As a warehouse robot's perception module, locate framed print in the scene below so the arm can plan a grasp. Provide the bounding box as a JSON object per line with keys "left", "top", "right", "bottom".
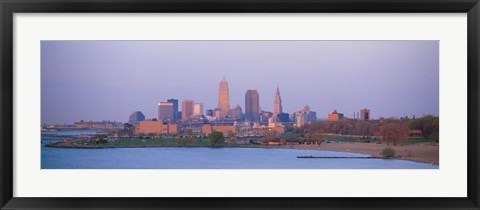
{"left": 1, "top": 0, "right": 479, "bottom": 209}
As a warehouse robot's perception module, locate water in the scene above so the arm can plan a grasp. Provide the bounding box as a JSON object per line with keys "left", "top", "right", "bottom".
{"left": 41, "top": 132, "right": 438, "bottom": 169}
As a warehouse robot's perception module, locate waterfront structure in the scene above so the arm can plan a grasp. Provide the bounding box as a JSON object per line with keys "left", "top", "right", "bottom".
{"left": 182, "top": 100, "right": 194, "bottom": 121}
{"left": 74, "top": 120, "right": 123, "bottom": 129}
{"left": 201, "top": 124, "right": 237, "bottom": 135}
{"left": 193, "top": 103, "right": 204, "bottom": 116}
{"left": 218, "top": 76, "right": 230, "bottom": 119}
{"left": 245, "top": 89, "right": 260, "bottom": 121}
{"left": 158, "top": 102, "right": 174, "bottom": 122}
{"left": 128, "top": 111, "right": 145, "bottom": 125}
{"left": 327, "top": 110, "right": 344, "bottom": 121}
{"left": 167, "top": 98, "right": 179, "bottom": 121}
{"left": 267, "top": 126, "right": 285, "bottom": 134}
{"left": 360, "top": 108, "right": 371, "bottom": 120}
{"left": 274, "top": 85, "right": 283, "bottom": 115}
{"left": 268, "top": 117, "right": 276, "bottom": 128}
{"left": 134, "top": 121, "right": 177, "bottom": 135}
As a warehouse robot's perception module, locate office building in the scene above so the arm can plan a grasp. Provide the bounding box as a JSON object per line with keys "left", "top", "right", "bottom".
{"left": 182, "top": 100, "right": 194, "bottom": 121}
{"left": 276, "top": 113, "right": 290, "bottom": 122}
{"left": 135, "top": 121, "right": 177, "bottom": 135}
{"left": 218, "top": 76, "right": 230, "bottom": 119}
{"left": 167, "top": 98, "right": 179, "bottom": 121}
{"left": 158, "top": 102, "right": 174, "bottom": 122}
{"left": 360, "top": 108, "right": 371, "bottom": 120}
{"left": 297, "top": 115, "right": 305, "bottom": 127}
{"left": 245, "top": 89, "right": 260, "bottom": 121}
{"left": 292, "top": 105, "right": 317, "bottom": 123}
{"left": 193, "top": 103, "right": 204, "bottom": 116}
{"left": 206, "top": 109, "right": 214, "bottom": 117}
{"left": 328, "top": 110, "right": 344, "bottom": 121}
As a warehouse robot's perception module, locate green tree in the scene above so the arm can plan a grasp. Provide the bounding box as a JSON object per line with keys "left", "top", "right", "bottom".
{"left": 183, "top": 129, "right": 196, "bottom": 146}
{"left": 381, "top": 147, "right": 396, "bottom": 158}
{"left": 208, "top": 131, "right": 224, "bottom": 147}
{"left": 95, "top": 134, "right": 108, "bottom": 144}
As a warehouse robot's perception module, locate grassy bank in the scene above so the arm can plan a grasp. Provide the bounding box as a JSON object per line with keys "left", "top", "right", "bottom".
{"left": 73, "top": 138, "right": 222, "bottom": 148}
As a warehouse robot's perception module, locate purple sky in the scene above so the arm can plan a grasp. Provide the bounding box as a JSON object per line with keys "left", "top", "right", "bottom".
{"left": 41, "top": 41, "right": 439, "bottom": 124}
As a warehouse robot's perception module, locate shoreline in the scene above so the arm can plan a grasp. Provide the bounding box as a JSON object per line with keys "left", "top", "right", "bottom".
{"left": 46, "top": 140, "right": 439, "bottom": 164}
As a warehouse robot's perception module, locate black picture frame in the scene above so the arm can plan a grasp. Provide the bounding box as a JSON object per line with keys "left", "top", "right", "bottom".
{"left": 1, "top": 0, "right": 479, "bottom": 209}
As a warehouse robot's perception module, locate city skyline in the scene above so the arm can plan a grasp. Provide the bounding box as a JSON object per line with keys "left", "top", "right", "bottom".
{"left": 41, "top": 41, "right": 439, "bottom": 124}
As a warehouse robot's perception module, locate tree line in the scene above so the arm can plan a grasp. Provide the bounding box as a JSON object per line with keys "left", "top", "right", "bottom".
{"left": 291, "top": 115, "right": 439, "bottom": 145}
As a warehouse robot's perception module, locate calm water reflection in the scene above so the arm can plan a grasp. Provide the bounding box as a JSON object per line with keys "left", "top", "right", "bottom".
{"left": 41, "top": 141, "right": 438, "bottom": 169}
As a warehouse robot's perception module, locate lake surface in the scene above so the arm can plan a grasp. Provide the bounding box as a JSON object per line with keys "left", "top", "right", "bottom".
{"left": 41, "top": 133, "right": 438, "bottom": 169}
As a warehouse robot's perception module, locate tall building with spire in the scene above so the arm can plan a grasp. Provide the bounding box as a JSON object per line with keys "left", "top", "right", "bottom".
{"left": 274, "top": 85, "right": 283, "bottom": 115}
{"left": 218, "top": 76, "right": 230, "bottom": 119}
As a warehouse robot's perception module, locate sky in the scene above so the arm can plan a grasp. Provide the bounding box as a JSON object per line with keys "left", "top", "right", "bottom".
{"left": 41, "top": 41, "right": 439, "bottom": 124}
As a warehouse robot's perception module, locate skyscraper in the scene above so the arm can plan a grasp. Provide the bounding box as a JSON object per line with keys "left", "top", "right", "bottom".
{"left": 218, "top": 76, "right": 230, "bottom": 119}
{"left": 274, "top": 85, "right": 283, "bottom": 115}
{"left": 193, "top": 103, "right": 204, "bottom": 116}
{"left": 167, "top": 98, "right": 178, "bottom": 121}
{"left": 182, "top": 100, "right": 194, "bottom": 121}
{"left": 245, "top": 90, "right": 260, "bottom": 121}
{"left": 158, "top": 102, "right": 174, "bottom": 122}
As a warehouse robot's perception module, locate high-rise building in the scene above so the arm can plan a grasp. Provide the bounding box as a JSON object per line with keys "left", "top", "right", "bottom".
{"left": 182, "top": 100, "right": 194, "bottom": 121}
{"left": 360, "top": 108, "right": 370, "bottom": 120}
{"left": 218, "top": 76, "right": 230, "bottom": 119}
{"left": 274, "top": 85, "right": 283, "bottom": 115}
{"left": 193, "top": 103, "right": 204, "bottom": 116}
{"left": 158, "top": 102, "right": 174, "bottom": 122}
{"left": 167, "top": 98, "right": 179, "bottom": 121}
{"left": 245, "top": 90, "right": 260, "bottom": 121}
{"left": 276, "top": 113, "right": 290, "bottom": 122}
{"left": 297, "top": 115, "right": 305, "bottom": 127}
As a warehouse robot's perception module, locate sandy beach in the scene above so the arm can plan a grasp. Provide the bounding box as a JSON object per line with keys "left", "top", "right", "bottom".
{"left": 275, "top": 142, "right": 439, "bottom": 164}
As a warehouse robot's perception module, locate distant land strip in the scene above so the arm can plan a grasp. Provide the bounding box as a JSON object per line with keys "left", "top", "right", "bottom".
{"left": 297, "top": 156, "right": 382, "bottom": 159}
